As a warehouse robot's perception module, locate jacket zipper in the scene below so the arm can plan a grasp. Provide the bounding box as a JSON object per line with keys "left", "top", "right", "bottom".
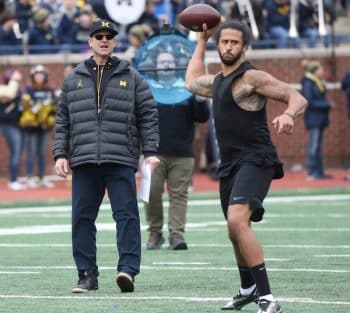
{"left": 96, "top": 65, "right": 104, "bottom": 163}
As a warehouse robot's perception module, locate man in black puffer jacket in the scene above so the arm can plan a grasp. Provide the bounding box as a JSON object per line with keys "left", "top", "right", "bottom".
{"left": 53, "top": 19, "right": 160, "bottom": 294}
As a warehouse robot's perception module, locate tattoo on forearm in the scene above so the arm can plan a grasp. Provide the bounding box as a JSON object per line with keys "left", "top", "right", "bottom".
{"left": 266, "top": 88, "right": 289, "bottom": 103}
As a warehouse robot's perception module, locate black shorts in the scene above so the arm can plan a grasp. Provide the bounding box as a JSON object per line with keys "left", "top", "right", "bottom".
{"left": 219, "top": 162, "right": 275, "bottom": 222}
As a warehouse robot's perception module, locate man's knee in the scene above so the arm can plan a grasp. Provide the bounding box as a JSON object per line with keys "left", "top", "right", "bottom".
{"left": 227, "top": 203, "right": 251, "bottom": 239}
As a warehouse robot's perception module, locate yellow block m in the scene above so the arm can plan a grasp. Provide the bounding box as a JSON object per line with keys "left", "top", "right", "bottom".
{"left": 119, "top": 81, "right": 127, "bottom": 87}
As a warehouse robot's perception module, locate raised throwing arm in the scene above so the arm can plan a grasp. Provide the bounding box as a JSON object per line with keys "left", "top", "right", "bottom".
{"left": 185, "top": 24, "right": 215, "bottom": 98}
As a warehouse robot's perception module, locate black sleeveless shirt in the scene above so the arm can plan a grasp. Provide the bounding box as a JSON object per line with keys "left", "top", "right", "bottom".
{"left": 213, "top": 61, "right": 283, "bottom": 179}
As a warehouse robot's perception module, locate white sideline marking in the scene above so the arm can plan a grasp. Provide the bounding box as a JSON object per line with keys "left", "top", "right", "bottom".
{"left": 1, "top": 243, "right": 350, "bottom": 249}
{"left": 267, "top": 213, "right": 350, "bottom": 218}
{"left": 0, "top": 271, "right": 40, "bottom": 274}
{"left": 0, "top": 295, "right": 349, "bottom": 306}
{"left": 0, "top": 194, "right": 349, "bottom": 215}
{"left": 256, "top": 227, "right": 350, "bottom": 232}
{"left": 265, "top": 244, "right": 350, "bottom": 249}
{"left": 1, "top": 224, "right": 350, "bottom": 235}
{"left": 0, "top": 265, "right": 348, "bottom": 273}
{"left": 152, "top": 262, "right": 210, "bottom": 265}
{"left": 314, "top": 254, "right": 350, "bottom": 258}
{"left": 5, "top": 212, "right": 350, "bottom": 219}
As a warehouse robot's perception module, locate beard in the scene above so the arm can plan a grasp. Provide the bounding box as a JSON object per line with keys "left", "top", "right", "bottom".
{"left": 218, "top": 50, "right": 243, "bottom": 66}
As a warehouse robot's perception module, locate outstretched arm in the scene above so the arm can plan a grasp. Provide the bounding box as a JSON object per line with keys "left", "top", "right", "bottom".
{"left": 246, "top": 70, "right": 308, "bottom": 135}
{"left": 185, "top": 24, "right": 215, "bottom": 98}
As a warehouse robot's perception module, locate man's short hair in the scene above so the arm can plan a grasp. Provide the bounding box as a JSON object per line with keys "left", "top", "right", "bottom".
{"left": 214, "top": 21, "right": 251, "bottom": 47}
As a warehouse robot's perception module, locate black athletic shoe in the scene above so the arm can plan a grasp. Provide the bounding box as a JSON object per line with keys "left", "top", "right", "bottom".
{"left": 146, "top": 233, "right": 165, "bottom": 250}
{"left": 257, "top": 299, "right": 282, "bottom": 313}
{"left": 222, "top": 288, "right": 258, "bottom": 310}
{"left": 116, "top": 272, "right": 134, "bottom": 292}
{"left": 168, "top": 238, "right": 188, "bottom": 250}
{"left": 72, "top": 270, "right": 98, "bottom": 293}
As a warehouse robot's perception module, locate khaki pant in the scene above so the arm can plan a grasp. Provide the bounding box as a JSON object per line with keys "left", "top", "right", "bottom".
{"left": 144, "top": 156, "right": 194, "bottom": 241}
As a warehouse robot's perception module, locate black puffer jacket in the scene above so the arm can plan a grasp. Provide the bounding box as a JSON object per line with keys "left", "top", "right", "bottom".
{"left": 53, "top": 57, "right": 159, "bottom": 169}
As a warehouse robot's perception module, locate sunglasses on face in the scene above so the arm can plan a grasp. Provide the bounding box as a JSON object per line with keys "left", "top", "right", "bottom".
{"left": 94, "top": 34, "right": 114, "bottom": 40}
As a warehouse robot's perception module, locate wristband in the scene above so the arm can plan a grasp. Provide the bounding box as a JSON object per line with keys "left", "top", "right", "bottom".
{"left": 283, "top": 112, "right": 295, "bottom": 120}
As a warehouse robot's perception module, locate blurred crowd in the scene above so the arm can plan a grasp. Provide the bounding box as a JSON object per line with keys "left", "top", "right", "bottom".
{"left": 1, "top": 58, "right": 350, "bottom": 190}
{"left": 0, "top": 64, "right": 73, "bottom": 190}
{"left": 1, "top": 0, "right": 350, "bottom": 190}
{"left": 0, "top": 0, "right": 350, "bottom": 55}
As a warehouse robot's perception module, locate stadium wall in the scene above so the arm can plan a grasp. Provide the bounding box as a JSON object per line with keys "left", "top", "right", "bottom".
{"left": 0, "top": 47, "right": 349, "bottom": 180}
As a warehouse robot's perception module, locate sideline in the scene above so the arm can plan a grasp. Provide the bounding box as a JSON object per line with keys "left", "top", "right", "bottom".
{"left": 0, "top": 294, "right": 349, "bottom": 306}
{"left": 0, "top": 194, "right": 349, "bottom": 215}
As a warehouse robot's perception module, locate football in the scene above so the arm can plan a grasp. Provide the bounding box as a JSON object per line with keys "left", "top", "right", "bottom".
{"left": 179, "top": 4, "right": 221, "bottom": 32}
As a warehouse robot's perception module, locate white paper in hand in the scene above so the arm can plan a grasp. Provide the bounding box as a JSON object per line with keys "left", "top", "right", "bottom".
{"left": 139, "top": 161, "right": 151, "bottom": 203}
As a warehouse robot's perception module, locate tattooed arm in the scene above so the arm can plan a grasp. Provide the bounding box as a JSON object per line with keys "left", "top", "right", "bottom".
{"left": 187, "top": 75, "right": 215, "bottom": 98}
{"left": 186, "top": 24, "right": 215, "bottom": 98}
{"left": 246, "top": 70, "right": 307, "bottom": 116}
{"left": 245, "top": 70, "right": 308, "bottom": 135}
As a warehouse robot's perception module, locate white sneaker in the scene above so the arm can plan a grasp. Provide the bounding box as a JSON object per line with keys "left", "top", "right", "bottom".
{"left": 8, "top": 181, "right": 27, "bottom": 191}
{"left": 40, "top": 178, "right": 55, "bottom": 188}
{"left": 27, "top": 177, "right": 41, "bottom": 188}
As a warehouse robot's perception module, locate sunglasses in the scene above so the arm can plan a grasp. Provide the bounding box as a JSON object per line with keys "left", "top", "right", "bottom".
{"left": 94, "top": 34, "right": 115, "bottom": 40}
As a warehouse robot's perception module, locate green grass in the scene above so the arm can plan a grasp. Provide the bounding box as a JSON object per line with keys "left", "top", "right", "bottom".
{"left": 0, "top": 191, "right": 349, "bottom": 312}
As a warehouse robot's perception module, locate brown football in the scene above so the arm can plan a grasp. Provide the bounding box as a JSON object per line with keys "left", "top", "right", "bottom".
{"left": 179, "top": 4, "right": 221, "bottom": 32}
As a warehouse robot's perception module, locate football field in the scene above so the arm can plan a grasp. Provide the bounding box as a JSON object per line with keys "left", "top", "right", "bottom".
{"left": 0, "top": 190, "right": 349, "bottom": 313}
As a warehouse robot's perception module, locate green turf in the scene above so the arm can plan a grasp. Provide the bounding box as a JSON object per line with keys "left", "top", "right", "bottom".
{"left": 0, "top": 191, "right": 349, "bottom": 312}
{"left": 0, "top": 186, "right": 349, "bottom": 208}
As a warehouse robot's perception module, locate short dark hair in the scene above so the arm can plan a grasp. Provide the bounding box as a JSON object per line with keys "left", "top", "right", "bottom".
{"left": 0, "top": 9, "right": 17, "bottom": 24}
{"left": 214, "top": 21, "right": 251, "bottom": 47}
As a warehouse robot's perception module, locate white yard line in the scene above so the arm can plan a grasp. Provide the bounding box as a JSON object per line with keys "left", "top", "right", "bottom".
{"left": 314, "top": 254, "right": 350, "bottom": 258}
{"left": 0, "top": 271, "right": 40, "bottom": 274}
{"left": 152, "top": 262, "right": 210, "bottom": 265}
{"left": 0, "top": 194, "right": 349, "bottom": 215}
{"left": 1, "top": 222, "right": 350, "bottom": 236}
{"left": 264, "top": 244, "right": 350, "bottom": 249}
{"left": 0, "top": 294, "right": 348, "bottom": 306}
{"left": 0, "top": 265, "right": 348, "bottom": 273}
{"left": 1, "top": 243, "right": 350, "bottom": 249}
{"left": 3, "top": 212, "right": 350, "bottom": 219}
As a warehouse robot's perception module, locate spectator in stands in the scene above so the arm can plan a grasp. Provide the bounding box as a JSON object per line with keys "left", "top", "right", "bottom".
{"left": 15, "top": 0, "right": 33, "bottom": 34}
{"left": 228, "top": 0, "right": 266, "bottom": 41}
{"left": 69, "top": 5, "right": 96, "bottom": 52}
{"left": 56, "top": 0, "right": 80, "bottom": 46}
{"left": 298, "top": 0, "right": 334, "bottom": 48}
{"left": 0, "top": 69, "right": 27, "bottom": 191}
{"left": 263, "top": 0, "right": 299, "bottom": 48}
{"left": 21, "top": 64, "right": 57, "bottom": 188}
{"left": 0, "top": 1, "right": 5, "bottom": 14}
{"left": 27, "top": 7, "right": 57, "bottom": 54}
{"left": 341, "top": 70, "right": 350, "bottom": 129}
{"left": 0, "top": 9, "right": 22, "bottom": 54}
{"left": 37, "top": 0, "right": 62, "bottom": 29}
{"left": 124, "top": 24, "right": 148, "bottom": 63}
{"left": 298, "top": 0, "right": 319, "bottom": 47}
{"left": 154, "top": 0, "right": 177, "bottom": 27}
{"left": 127, "top": 0, "right": 160, "bottom": 35}
{"left": 301, "top": 60, "right": 332, "bottom": 180}
{"left": 341, "top": 0, "right": 350, "bottom": 17}
{"left": 341, "top": 70, "right": 350, "bottom": 181}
